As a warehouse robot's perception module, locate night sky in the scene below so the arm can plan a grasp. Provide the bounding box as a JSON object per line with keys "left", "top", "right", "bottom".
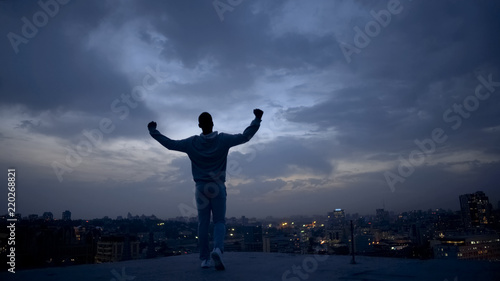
{"left": 1, "top": 0, "right": 500, "bottom": 220}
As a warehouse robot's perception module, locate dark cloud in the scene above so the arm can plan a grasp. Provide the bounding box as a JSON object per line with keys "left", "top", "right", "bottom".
{"left": 1, "top": 1, "right": 128, "bottom": 110}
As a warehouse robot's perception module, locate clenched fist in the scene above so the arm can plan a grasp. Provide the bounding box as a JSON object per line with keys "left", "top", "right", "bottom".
{"left": 254, "top": 109, "right": 263, "bottom": 120}
{"left": 148, "top": 121, "right": 157, "bottom": 130}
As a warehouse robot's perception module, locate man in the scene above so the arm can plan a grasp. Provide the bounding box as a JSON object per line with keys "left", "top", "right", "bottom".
{"left": 147, "top": 109, "right": 263, "bottom": 270}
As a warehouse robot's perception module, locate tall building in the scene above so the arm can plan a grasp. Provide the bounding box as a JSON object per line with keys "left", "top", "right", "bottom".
{"left": 327, "top": 209, "right": 346, "bottom": 242}
{"left": 327, "top": 209, "right": 346, "bottom": 229}
{"left": 42, "top": 211, "right": 53, "bottom": 221}
{"left": 459, "top": 191, "right": 493, "bottom": 228}
{"left": 243, "top": 225, "right": 263, "bottom": 252}
{"left": 375, "top": 209, "right": 390, "bottom": 226}
{"left": 62, "top": 210, "right": 71, "bottom": 221}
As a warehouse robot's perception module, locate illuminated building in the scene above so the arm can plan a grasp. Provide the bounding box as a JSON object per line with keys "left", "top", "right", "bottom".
{"left": 433, "top": 234, "right": 500, "bottom": 260}
{"left": 95, "top": 235, "right": 140, "bottom": 263}
{"left": 459, "top": 191, "right": 493, "bottom": 228}
{"left": 327, "top": 209, "right": 346, "bottom": 243}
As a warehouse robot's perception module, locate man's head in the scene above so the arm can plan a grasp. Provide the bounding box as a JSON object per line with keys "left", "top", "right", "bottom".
{"left": 198, "top": 112, "right": 213, "bottom": 133}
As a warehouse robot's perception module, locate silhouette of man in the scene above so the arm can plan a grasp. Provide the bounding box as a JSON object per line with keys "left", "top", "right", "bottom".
{"left": 148, "top": 109, "right": 263, "bottom": 270}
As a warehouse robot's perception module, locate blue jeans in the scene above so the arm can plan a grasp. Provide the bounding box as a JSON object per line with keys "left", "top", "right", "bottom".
{"left": 195, "top": 181, "right": 226, "bottom": 261}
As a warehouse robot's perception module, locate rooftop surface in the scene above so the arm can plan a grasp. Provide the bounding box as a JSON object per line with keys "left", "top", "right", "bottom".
{"left": 3, "top": 252, "right": 499, "bottom": 281}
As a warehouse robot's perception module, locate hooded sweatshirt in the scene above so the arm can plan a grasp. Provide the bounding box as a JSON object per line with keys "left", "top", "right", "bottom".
{"left": 149, "top": 118, "right": 261, "bottom": 183}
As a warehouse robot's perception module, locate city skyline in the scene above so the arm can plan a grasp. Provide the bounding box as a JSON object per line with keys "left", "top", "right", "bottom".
{"left": 1, "top": 1, "right": 500, "bottom": 220}
{"left": 12, "top": 190, "right": 495, "bottom": 221}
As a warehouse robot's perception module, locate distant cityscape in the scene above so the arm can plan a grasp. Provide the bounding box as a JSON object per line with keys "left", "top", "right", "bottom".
{"left": 1, "top": 190, "right": 499, "bottom": 271}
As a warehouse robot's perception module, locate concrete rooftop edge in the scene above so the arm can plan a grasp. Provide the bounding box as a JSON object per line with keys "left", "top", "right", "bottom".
{"left": 2, "top": 252, "right": 500, "bottom": 281}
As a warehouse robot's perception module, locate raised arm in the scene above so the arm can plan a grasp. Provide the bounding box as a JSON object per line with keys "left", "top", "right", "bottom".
{"left": 223, "top": 109, "right": 263, "bottom": 147}
{"left": 148, "top": 121, "right": 189, "bottom": 152}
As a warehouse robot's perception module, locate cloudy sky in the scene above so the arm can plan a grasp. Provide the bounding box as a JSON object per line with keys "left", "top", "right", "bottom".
{"left": 1, "top": 0, "right": 499, "bottom": 220}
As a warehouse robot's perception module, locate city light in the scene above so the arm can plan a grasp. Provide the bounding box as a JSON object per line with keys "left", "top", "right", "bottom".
{"left": 8, "top": 190, "right": 499, "bottom": 267}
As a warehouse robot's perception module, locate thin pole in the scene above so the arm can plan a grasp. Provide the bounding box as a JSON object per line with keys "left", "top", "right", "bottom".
{"left": 350, "top": 220, "right": 356, "bottom": 264}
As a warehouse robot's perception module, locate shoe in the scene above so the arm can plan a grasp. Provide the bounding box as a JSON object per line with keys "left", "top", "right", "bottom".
{"left": 211, "top": 248, "right": 225, "bottom": 271}
{"left": 201, "top": 259, "right": 212, "bottom": 268}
